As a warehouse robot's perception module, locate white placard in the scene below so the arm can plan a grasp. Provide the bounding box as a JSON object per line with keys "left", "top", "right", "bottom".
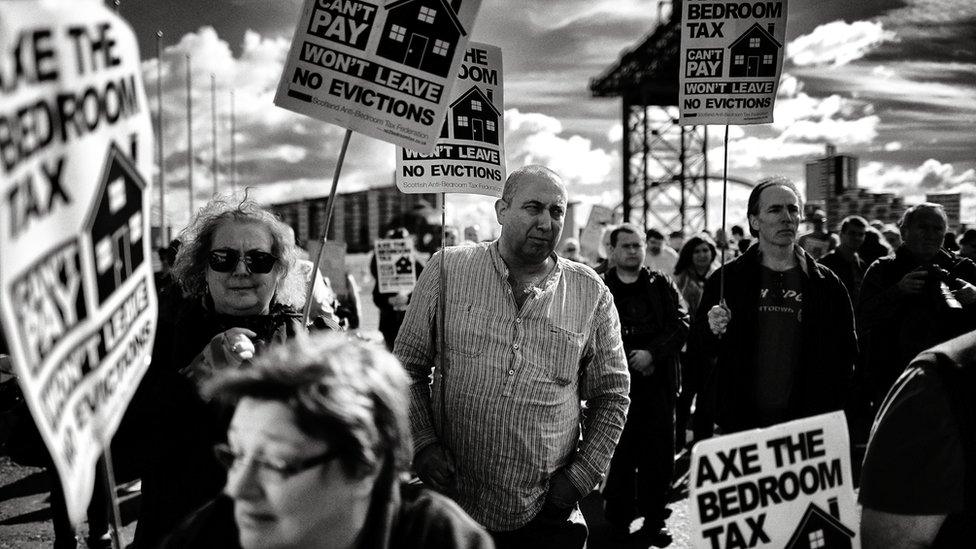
{"left": 689, "top": 412, "right": 860, "bottom": 549}
{"left": 0, "top": 0, "right": 156, "bottom": 526}
{"left": 396, "top": 42, "right": 505, "bottom": 197}
{"left": 678, "top": 0, "right": 788, "bottom": 125}
{"left": 275, "top": 0, "right": 483, "bottom": 153}
{"left": 374, "top": 237, "right": 417, "bottom": 294}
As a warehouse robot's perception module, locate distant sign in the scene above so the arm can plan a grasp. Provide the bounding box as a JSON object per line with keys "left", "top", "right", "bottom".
{"left": 678, "top": 0, "right": 788, "bottom": 125}
{"left": 275, "top": 0, "right": 483, "bottom": 153}
{"left": 375, "top": 237, "right": 417, "bottom": 294}
{"left": 579, "top": 205, "right": 620, "bottom": 264}
{"left": 396, "top": 43, "right": 505, "bottom": 197}
{"left": 689, "top": 412, "right": 859, "bottom": 549}
{"left": 0, "top": 0, "right": 156, "bottom": 526}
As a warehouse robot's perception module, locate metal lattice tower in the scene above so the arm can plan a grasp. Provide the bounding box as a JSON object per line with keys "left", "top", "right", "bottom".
{"left": 590, "top": 1, "right": 711, "bottom": 234}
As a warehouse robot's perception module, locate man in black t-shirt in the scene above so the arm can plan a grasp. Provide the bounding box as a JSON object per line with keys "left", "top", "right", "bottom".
{"left": 860, "top": 330, "right": 976, "bottom": 547}
{"left": 601, "top": 224, "right": 689, "bottom": 546}
{"left": 688, "top": 178, "right": 857, "bottom": 435}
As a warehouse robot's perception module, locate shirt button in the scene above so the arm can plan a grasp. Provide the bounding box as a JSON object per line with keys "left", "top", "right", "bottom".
{"left": 513, "top": 343, "right": 519, "bottom": 350}
{"left": 515, "top": 318, "right": 522, "bottom": 324}
{"left": 507, "top": 369, "right": 515, "bottom": 376}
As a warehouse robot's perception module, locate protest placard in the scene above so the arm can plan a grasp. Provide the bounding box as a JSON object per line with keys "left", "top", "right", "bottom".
{"left": 374, "top": 237, "right": 417, "bottom": 294}
{"left": 275, "top": 0, "right": 482, "bottom": 153}
{"left": 579, "top": 205, "right": 620, "bottom": 263}
{"left": 678, "top": 0, "right": 788, "bottom": 125}
{"left": 396, "top": 42, "right": 505, "bottom": 197}
{"left": 689, "top": 412, "right": 860, "bottom": 549}
{"left": 0, "top": 0, "right": 156, "bottom": 526}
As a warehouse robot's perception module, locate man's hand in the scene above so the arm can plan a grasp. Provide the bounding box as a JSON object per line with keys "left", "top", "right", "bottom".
{"left": 627, "top": 349, "right": 654, "bottom": 376}
{"left": 896, "top": 268, "right": 928, "bottom": 295}
{"left": 544, "top": 469, "right": 580, "bottom": 511}
{"left": 954, "top": 281, "right": 976, "bottom": 305}
{"left": 413, "top": 444, "right": 456, "bottom": 493}
{"left": 707, "top": 300, "right": 731, "bottom": 336}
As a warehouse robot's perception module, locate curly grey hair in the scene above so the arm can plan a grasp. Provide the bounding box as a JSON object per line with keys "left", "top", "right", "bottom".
{"left": 171, "top": 193, "right": 306, "bottom": 309}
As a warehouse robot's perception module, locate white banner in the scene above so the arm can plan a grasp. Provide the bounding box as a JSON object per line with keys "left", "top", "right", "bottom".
{"left": 275, "top": 0, "right": 482, "bottom": 154}
{"left": 396, "top": 42, "right": 505, "bottom": 197}
{"left": 0, "top": 0, "right": 156, "bottom": 526}
{"left": 374, "top": 237, "right": 417, "bottom": 294}
{"left": 689, "top": 412, "right": 859, "bottom": 549}
{"left": 678, "top": 0, "right": 788, "bottom": 125}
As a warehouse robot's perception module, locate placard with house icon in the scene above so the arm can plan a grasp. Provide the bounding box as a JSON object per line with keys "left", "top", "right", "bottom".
{"left": 689, "top": 412, "right": 859, "bottom": 549}
{"left": 396, "top": 42, "right": 505, "bottom": 197}
{"left": 0, "top": 0, "right": 156, "bottom": 527}
{"left": 678, "top": 0, "right": 788, "bottom": 125}
{"left": 275, "top": 0, "right": 483, "bottom": 154}
{"left": 374, "top": 237, "right": 418, "bottom": 294}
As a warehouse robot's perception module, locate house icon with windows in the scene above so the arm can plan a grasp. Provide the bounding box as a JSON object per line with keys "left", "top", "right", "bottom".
{"left": 445, "top": 85, "right": 500, "bottom": 145}
{"left": 84, "top": 143, "right": 147, "bottom": 306}
{"left": 784, "top": 498, "right": 855, "bottom": 549}
{"left": 728, "top": 23, "right": 782, "bottom": 78}
{"left": 395, "top": 255, "right": 414, "bottom": 275}
{"left": 376, "top": 0, "right": 467, "bottom": 78}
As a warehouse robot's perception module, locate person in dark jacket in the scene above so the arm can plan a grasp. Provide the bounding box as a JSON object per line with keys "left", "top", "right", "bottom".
{"left": 370, "top": 228, "right": 424, "bottom": 351}
{"left": 688, "top": 177, "right": 857, "bottom": 436}
{"left": 859, "top": 329, "right": 976, "bottom": 548}
{"left": 857, "top": 203, "right": 976, "bottom": 408}
{"left": 162, "top": 333, "right": 494, "bottom": 549}
{"left": 601, "top": 224, "right": 689, "bottom": 546}
{"left": 132, "top": 195, "right": 333, "bottom": 547}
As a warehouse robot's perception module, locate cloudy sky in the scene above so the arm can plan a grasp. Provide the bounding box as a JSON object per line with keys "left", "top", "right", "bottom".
{"left": 123, "top": 0, "right": 976, "bottom": 235}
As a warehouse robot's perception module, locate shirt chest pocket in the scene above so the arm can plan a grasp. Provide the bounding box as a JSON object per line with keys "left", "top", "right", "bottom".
{"left": 446, "top": 303, "right": 490, "bottom": 358}
{"left": 544, "top": 323, "right": 585, "bottom": 386}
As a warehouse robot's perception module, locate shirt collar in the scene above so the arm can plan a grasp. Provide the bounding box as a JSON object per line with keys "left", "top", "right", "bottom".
{"left": 489, "top": 240, "right": 563, "bottom": 294}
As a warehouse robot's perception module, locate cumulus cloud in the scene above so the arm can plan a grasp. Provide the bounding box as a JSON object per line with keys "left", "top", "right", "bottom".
{"left": 859, "top": 159, "right": 976, "bottom": 194}
{"left": 504, "top": 109, "right": 618, "bottom": 188}
{"left": 787, "top": 20, "right": 897, "bottom": 67}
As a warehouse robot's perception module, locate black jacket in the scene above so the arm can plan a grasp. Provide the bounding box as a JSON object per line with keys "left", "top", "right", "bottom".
{"left": 688, "top": 244, "right": 857, "bottom": 434}
{"left": 857, "top": 247, "right": 976, "bottom": 404}
{"left": 602, "top": 267, "right": 689, "bottom": 394}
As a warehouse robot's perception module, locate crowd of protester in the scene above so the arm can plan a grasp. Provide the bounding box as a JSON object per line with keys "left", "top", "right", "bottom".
{"left": 3, "top": 166, "right": 976, "bottom": 549}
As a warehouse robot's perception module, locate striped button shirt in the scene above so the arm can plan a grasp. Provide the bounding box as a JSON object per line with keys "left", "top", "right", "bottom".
{"left": 395, "top": 241, "right": 630, "bottom": 531}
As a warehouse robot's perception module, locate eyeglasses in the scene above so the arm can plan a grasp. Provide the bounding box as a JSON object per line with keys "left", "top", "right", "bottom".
{"left": 213, "top": 443, "right": 337, "bottom": 482}
{"left": 208, "top": 249, "right": 278, "bottom": 274}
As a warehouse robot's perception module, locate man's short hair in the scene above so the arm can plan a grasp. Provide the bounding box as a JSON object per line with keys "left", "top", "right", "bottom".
{"left": 840, "top": 215, "right": 868, "bottom": 233}
{"left": 501, "top": 165, "right": 561, "bottom": 205}
{"left": 898, "top": 203, "right": 948, "bottom": 231}
{"left": 611, "top": 223, "right": 645, "bottom": 247}
{"left": 730, "top": 225, "right": 745, "bottom": 237}
{"left": 205, "top": 333, "right": 411, "bottom": 480}
{"left": 645, "top": 228, "right": 665, "bottom": 241}
{"left": 960, "top": 229, "right": 976, "bottom": 247}
{"left": 746, "top": 176, "right": 802, "bottom": 237}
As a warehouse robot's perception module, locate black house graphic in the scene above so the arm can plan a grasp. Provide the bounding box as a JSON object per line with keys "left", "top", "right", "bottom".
{"left": 85, "top": 143, "right": 147, "bottom": 306}
{"left": 395, "top": 255, "right": 413, "bottom": 275}
{"left": 728, "top": 23, "right": 782, "bottom": 78}
{"left": 447, "top": 86, "right": 500, "bottom": 144}
{"left": 376, "top": 0, "right": 466, "bottom": 78}
{"left": 784, "top": 498, "right": 855, "bottom": 549}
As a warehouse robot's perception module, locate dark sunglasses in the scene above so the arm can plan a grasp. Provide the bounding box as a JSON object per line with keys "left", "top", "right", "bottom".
{"left": 208, "top": 248, "right": 278, "bottom": 274}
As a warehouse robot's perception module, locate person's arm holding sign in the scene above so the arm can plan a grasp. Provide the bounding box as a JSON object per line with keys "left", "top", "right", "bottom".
{"left": 393, "top": 253, "right": 456, "bottom": 492}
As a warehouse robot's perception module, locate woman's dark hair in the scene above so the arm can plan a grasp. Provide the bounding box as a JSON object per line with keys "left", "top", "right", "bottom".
{"left": 205, "top": 333, "right": 411, "bottom": 480}
{"left": 674, "top": 233, "right": 717, "bottom": 276}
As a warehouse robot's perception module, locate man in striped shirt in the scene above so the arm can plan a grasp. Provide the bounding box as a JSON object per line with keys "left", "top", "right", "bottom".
{"left": 395, "top": 165, "right": 630, "bottom": 548}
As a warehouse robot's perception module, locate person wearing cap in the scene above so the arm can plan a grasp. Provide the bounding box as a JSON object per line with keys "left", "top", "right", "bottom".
{"left": 687, "top": 177, "right": 857, "bottom": 437}
{"left": 798, "top": 208, "right": 834, "bottom": 260}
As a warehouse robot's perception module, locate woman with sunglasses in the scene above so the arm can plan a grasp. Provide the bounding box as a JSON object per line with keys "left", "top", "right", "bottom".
{"left": 161, "top": 333, "right": 493, "bottom": 549}
{"left": 132, "top": 194, "right": 334, "bottom": 547}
